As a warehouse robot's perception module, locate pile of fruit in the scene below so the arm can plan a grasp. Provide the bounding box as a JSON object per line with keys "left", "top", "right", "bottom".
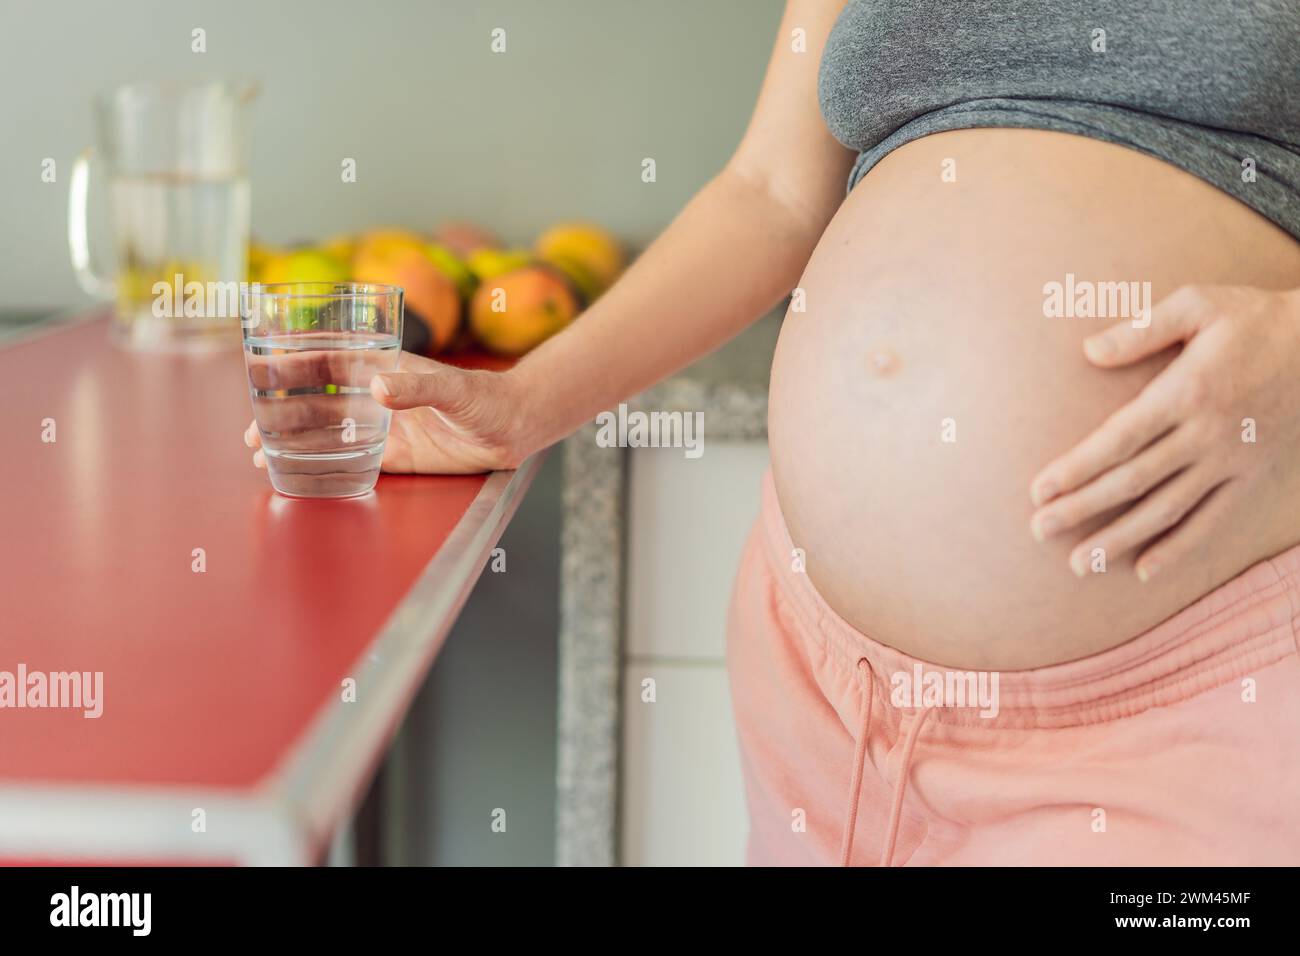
{"left": 247, "top": 221, "right": 625, "bottom": 357}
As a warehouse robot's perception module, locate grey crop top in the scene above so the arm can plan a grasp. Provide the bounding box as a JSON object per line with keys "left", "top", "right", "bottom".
{"left": 818, "top": 0, "right": 1300, "bottom": 241}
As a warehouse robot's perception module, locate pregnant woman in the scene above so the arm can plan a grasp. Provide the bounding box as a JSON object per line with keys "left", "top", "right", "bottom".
{"left": 249, "top": 0, "right": 1300, "bottom": 864}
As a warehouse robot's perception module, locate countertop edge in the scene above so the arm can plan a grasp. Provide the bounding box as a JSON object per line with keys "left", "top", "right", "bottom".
{"left": 0, "top": 457, "right": 543, "bottom": 865}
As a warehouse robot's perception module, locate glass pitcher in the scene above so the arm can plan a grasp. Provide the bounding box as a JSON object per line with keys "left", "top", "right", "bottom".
{"left": 68, "top": 80, "right": 256, "bottom": 352}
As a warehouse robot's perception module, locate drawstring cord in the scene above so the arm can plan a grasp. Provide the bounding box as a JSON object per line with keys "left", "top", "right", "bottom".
{"left": 837, "top": 661, "right": 874, "bottom": 866}
{"left": 838, "top": 657, "right": 935, "bottom": 867}
{"left": 880, "top": 704, "right": 933, "bottom": 867}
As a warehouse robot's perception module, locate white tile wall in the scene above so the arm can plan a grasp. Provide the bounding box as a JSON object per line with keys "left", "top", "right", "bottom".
{"left": 625, "top": 443, "right": 770, "bottom": 659}
{"left": 621, "top": 663, "right": 748, "bottom": 866}
{"left": 621, "top": 442, "right": 769, "bottom": 865}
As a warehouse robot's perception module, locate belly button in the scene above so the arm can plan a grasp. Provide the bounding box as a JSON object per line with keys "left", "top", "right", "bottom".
{"left": 867, "top": 349, "right": 900, "bottom": 377}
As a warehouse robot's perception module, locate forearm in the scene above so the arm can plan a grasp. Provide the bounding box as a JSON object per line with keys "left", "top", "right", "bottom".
{"left": 509, "top": 166, "right": 825, "bottom": 453}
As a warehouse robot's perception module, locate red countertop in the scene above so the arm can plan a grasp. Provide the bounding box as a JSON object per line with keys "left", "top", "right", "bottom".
{"left": 0, "top": 313, "right": 535, "bottom": 862}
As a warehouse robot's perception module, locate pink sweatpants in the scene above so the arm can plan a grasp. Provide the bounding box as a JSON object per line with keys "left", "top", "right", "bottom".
{"left": 727, "top": 471, "right": 1300, "bottom": 866}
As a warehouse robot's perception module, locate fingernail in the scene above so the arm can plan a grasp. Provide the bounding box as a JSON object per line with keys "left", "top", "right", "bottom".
{"left": 373, "top": 376, "right": 392, "bottom": 397}
{"left": 1031, "top": 481, "right": 1057, "bottom": 506}
{"left": 1137, "top": 560, "right": 1159, "bottom": 583}
{"left": 1031, "top": 515, "right": 1060, "bottom": 543}
{"left": 1085, "top": 335, "right": 1116, "bottom": 361}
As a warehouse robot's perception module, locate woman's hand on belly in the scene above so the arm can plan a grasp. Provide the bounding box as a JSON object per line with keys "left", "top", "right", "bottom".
{"left": 1030, "top": 283, "right": 1300, "bottom": 581}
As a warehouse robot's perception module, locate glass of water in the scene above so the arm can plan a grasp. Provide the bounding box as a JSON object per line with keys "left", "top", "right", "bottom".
{"left": 241, "top": 282, "right": 403, "bottom": 498}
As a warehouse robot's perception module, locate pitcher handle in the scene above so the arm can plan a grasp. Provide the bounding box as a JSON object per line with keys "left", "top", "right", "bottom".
{"left": 68, "top": 147, "right": 116, "bottom": 299}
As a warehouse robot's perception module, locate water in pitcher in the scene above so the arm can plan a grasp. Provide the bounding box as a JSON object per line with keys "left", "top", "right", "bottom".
{"left": 245, "top": 332, "right": 402, "bottom": 498}
{"left": 110, "top": 172, "right": 250, "bottom": 350}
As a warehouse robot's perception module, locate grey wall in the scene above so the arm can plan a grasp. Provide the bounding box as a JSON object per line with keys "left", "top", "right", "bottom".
{"left": 0, "top": 0, "right": 782, "bottom": 309}
{"left": 398, "top": 451, "right": 564, "bottom": 866}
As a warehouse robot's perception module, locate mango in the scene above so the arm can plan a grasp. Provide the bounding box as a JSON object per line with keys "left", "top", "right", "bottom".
{"left": 321, "top": 234, "right": 356, "bottom": 265}
{"left": 433, "top": 220, "right": 500, "bottom": 258}
{"left": 541, "top": 253, "right": 604, "bottom": 306}
{"left": 425, "top": 242, "right": 477, "bottom": 300}
{"left": 352, "top": 228, "right": 428, "bottom": 265}
{"left": 466, "top": 247, "right": 532, "bottom": 282}
{"left": 259, "top": 248, "right": 350, "bottom": 285}
{"left": 353, "top": 245, "right": 461, "bottom": 354}
{"left": 469, "top": 264, "right": 580, "bottom": 356}
{"left": 251, "top": 250, "right": 348, "bottom": 329}
{"left": 246, "top": 241, "right": 277, "bottom": 284}
{"left": 534, "top": 222, "right": 624, "bottom": 300}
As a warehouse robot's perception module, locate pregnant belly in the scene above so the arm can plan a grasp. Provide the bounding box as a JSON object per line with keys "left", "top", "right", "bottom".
{"left": 769, "top": 129, "right": 1300, "bottom": 669}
